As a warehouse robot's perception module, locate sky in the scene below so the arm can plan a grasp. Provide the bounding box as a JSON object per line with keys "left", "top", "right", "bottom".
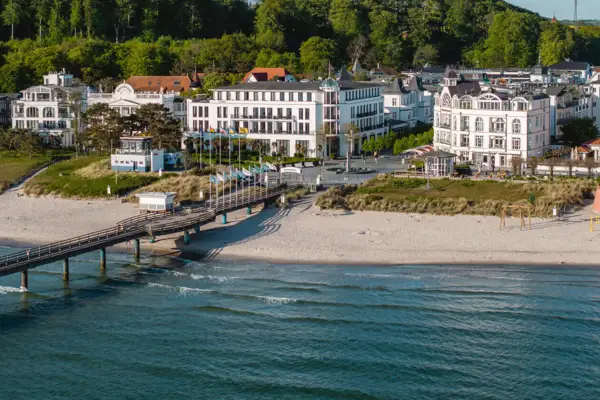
{"left": 507, "top": 0, "right": 599, "bottom": 20}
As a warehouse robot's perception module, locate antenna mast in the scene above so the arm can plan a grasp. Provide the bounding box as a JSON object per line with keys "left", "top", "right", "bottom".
{"left": 574, "top": 0, "right": 579, "bottom": 29}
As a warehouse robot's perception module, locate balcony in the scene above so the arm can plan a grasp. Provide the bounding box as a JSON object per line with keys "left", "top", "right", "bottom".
{"left": 439, "top": 122, "right": 451, "bottom": 129}
{"left": 356, "top": 111, "right": 377, "bottom": 118}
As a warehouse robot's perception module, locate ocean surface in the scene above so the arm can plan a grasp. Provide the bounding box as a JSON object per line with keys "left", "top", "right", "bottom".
{"left": 0, "top": 247, "right": 599, "bottom": 399}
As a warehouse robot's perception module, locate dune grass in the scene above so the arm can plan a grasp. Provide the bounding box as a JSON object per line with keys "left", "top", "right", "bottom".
{"left": 0, "top": 151, "right": 56, "bottom": 192}
{"left": 24, "top": 156, "right": 163, "bottom": 198}
{"left": 316, "top": 175, "right": 597, "bottom": 217}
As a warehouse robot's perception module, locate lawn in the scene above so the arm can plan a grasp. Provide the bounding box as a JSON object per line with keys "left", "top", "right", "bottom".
{"left": 0, "top": 151, "right": 71, "bottom": 193}
{"left": 316, "top": 176, "right": 597, "bottom": 217}
{"left": 24, "top": 156, "right": 164, "bottom": 198}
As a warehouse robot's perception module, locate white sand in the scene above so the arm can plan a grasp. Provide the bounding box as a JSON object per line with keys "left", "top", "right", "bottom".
{"left": 0, "top": 189, "right": 138, "bottom": 245}
{"left": 149, "top": 196, "right": 600, "bottom": 266}
{"left": 2, "top": 186, "right": 600, "bottom": 265}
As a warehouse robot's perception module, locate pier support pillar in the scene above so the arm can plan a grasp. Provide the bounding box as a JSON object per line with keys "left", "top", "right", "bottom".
{"left": 194, "top": 223, "right": 200, "bottom": 234}
{"left": 134, "top": 239, "right": 140, "bottom": 262}
{"left": 246, "top": 206, "right": 252, "bottom": 215}
{"left": 100, "top": 248, "right": 107, "bottom": 270}
{"left": 184, "top": 230, "right": 191, "bottom": 245}
{"left": 20, "top": 270, "right": 28, "bottom": 291}
{"left": 62, "top": 258, "right": 69, "bottom": 281}
{"left": 222, "top": 213, "right": 228, "bottom": 225}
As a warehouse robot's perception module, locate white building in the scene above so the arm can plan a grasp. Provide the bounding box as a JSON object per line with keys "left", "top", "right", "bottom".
{"left": 186, "top": 76, "right": 386, "bottom": 157}
{"left": 545, "top": 86, "right": 594, "bottom": 140}
{"left": 11, "top": 70, "right": 87, "bottom": 147}
{"left": 111, "top": 137, "right": 164, "bottom": 172}
{"left": 383, "top": 77, "right": 434, "bottom": 130}
{"left": 87, "top": 76, "right": 191, "bottom": 127}
{"left": 433, "top": 69, "right": 551, "bottom": 167}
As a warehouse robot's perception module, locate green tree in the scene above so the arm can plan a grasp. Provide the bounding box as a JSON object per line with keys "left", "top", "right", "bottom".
{"left": 83, "top": 103, "right": 123, "bottom": 154}
{"left": 477, "top": 10, "right": 540, "bottom": 67}
{"left": 413, "top": 45, "right": 439, "bottom": 68}
{"left": 539, "top": 22, "right": 575, "bottom": 66}
{"left": 299, "top": 36, "right": 338, "bottom": 74}
{"left": 134, "top": 104, "right": 181, "bottom": 150}
{"left": 69, "top": 0, "right": 82, "bottom": 36}
{"left": 560, "top": 118, "right": 599, "bottom": 148}
{"left": 2, "top": 0, "right": 24, "bottom": 40}
{"left": 329, "top": 0, "right": 362, "bottom": 42}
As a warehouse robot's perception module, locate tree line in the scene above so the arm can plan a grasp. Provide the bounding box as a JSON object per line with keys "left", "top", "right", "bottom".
{"left": 0, "top": 0, "right": 599, "bottom": 94}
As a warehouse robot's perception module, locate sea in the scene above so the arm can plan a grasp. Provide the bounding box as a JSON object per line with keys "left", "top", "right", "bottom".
{"left": 0, "top": 247, "right": 599, "bottom": 400}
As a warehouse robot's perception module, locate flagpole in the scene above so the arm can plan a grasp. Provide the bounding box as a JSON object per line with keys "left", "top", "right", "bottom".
{"left": 209, "top": 134, "right": 212, "bottom": 166}
{"left": 228, "top": 131, "right": 232, "bottom": 166}
{"left": 209, "top": 175, "right": 212, "bottom": 208}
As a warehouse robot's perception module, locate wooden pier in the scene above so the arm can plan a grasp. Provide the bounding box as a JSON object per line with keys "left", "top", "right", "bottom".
{"left": 0, "top": 185, "right": 296, "bottom": 289}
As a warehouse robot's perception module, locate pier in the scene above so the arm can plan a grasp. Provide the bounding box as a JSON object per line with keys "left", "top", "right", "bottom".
{"left": 0, "top": 185, "right": 296, "bottom": 289}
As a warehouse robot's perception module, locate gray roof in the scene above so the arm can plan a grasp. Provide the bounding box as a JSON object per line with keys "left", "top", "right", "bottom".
{"left": 383, "top": 78, "right": 409, "bottom": 94}
{"left": 549, "top": 61, "right": 589, "bottom": 71}
{"left": 214, "top": 81, "right": 383, "bottom": 91}
{"left": 447, "top": 81, "right": 481, "bottom": 96}
{"left": 421, "top": 150, "right": 457, "bottom": 159}
{"left": 444, "top": 68, "right": 458, "bottom": 79}
{"left": 406, "top": 76, "right": 425, "bottom": 92}
{"left": 545, "top": 86, "right": 568, "bottom": 96}
{"left": 338, "top": 68, "right": 353, "bottom": 82}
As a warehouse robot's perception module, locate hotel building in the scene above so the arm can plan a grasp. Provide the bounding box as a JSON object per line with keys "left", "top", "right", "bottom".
{"left": 433, "top": 69, "right": 551, "bottom": 167}
{"left": 11, "top": 70, "right": 87, "bottom": 147}
{"left": 186, "top": 76, "right": 386, "bottom": 157}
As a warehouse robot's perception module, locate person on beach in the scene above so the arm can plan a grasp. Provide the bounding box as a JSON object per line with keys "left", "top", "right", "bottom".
{"left": 26, "top": 249, "right": 30, "bottom": 259}
{"left": 374, "top": 151, "right": 379, "bottom": 164}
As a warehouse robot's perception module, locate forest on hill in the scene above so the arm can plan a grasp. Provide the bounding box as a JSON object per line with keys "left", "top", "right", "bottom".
{"left": 0, "top": 0, "right": 599, "bottom": 93}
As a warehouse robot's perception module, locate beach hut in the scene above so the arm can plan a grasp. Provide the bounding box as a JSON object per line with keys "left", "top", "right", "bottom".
{"left": 421, "top": 150, "right": 456, "bottom": 177}
{"left": 135, "top": 192, "right": 177, "bottom": 212}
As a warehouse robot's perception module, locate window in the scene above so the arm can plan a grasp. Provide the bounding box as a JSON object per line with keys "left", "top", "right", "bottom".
{"left": 226, "top": 92, "right": 231, "bottom": 100}
{"left": 58, "top": 120, "right": 67, "bottom": 129}
{"left": 489, "top": 137, "right": 504, "bottom": 149}
{"left": 305, "top": 108, "right": 310, "bottom": 119}
{"left": 490, "top": 118, "right": 505, "bottom": 133}
{"left": 298, "top": 92, "right": 303, "bottom": 101}
{"left": 460, "top": 116, "right": 469, "bottom": 131}
{"left": 217, "top": 107, "right": 221, "bottom": 118}
{"left": 193, "top": 106, "right": 197, "bottom": 117}
{"left": 26, "top": 108, "right": 39, "bottom": 118}
{"left": 223, "top": 107, "right": 228, "bottom": 118}
{"left": 535, "top": 116, "right": 539, "bottom": 127}
{"left": 280, "top": 92, "right": 285, "bottom": 101}
{"left": 475, "top": 117, "right": 483, "bottom": 132}
{"left": 299, "top": 109, "right": 304, "bottom": 119}
{"left": 512, "top": 137, "right": 520, "bottom": 150}
{"left": 392, "top": 98, "right": 397, "bottom": 106}
{"left": 253, "top": 92, "right": 259, "bottom": 101}
{"left": 478, "top": 94, "right": 501, "bottom": 110}
{"left": 460, "top": 97, "right": 472, "bottom": 109}
{"left": 204, "top": 106, "right": 208, "bottom": 116}
{"left": 235, "top": 92, "right": 240, "bottom": 101}
{"left": 217, "top": 92, "right": 222, "bottom": 100}
{"left": 512, "top": 119, "right": 521, "bottom": 134}
{"left": 453, "top": 116, "right": 457, "bottom": 130}
{"left": 307, "top": 93, "right": 312, "bottom": 101}
{"left": 475, "top": 135, "right": 483, "bottom": 147}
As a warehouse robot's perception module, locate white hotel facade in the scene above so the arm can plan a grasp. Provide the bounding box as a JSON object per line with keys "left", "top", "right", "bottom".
{"left": 186, "top": 78, "right": 387, "bottom": 157}
{"left": 433, "top": 70, "right": 551, "bottom": 167}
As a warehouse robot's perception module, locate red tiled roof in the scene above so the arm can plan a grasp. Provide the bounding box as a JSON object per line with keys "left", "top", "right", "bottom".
{"left": 577, "top": 146, "right": 592, "bottom": 153}
{"left": 242, "top": 68, "right": 291, "bottom": 83}
{"left": 583, "top": 138, "right": 600, "bottom": 146}
{"left": 126, "top": 76, "right": 192, "bottom": 93}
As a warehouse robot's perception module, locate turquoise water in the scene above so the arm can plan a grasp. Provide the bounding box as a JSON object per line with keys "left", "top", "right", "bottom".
{"left": 0, "top": 248, "right": 599, "bottom": 399}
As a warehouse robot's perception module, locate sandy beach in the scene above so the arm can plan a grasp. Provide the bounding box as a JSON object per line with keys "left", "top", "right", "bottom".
{"left": 2, "top": 185, "right": 600, "bottom": 266}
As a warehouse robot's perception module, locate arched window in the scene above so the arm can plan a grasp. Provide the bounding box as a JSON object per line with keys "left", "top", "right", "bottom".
{"left": 491, "top": 118, "right": 505, "bottom": 133}
{"left": 512, "top": 119, "right": 521, "bottom": 134}
{"left": 477, "top": 94, "right": 501, "bottom": 110}
{"left": 26, "top": 108, "right": 39, "bottom": 118}
{"left": 453, "top": 116, "right": 457, "bottom": 130}
{"left": 460, "top": 97, "right": 472, "bottom": 109}
{"left": 43, "top": 107, "right": 54, "bottom": 118}
{"left": 475, "top": 117, "right": 483, "bottom": 132}
{"left": 452, "top": 97, "right": 459, "bottom": 108}
{"left": 441, "top": 94, "right": 451, "bottom": 107}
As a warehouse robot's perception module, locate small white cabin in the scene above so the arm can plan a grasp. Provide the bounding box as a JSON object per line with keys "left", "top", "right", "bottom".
{"left": 135, "top": 192, "right": 176, "bottom": 212}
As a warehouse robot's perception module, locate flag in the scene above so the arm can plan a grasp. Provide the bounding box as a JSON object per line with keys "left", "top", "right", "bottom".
{"left": 219, "top": 127, "right": 227, "bottom": 134}
{"left": 199, "top": 127, "right": 204, "bottom": 134}
{"left": 242, "top": 167, "right": 252, "bottom": 177}
{"left": 222, "top": 172, "right": 230, "bottom": 181}
{"left": 266, "top": 162, "right": 277, "bottom": 171}
{"left": 228, "top": 127, "right": 237, "bottom": 135}
{"left": 239, "top": 127, "right": 249, "bottom": 134}
{"left": 209, "top": 127, "right": 215, "bottom": 133}
{"left": 217, "top": 173, "right": 225, "bottom": 182}
{"left": 236, "top": 171, "right": 246, "bottom": 179}
{"left": 209, "top": 175, "right": 218, "bottom": 184}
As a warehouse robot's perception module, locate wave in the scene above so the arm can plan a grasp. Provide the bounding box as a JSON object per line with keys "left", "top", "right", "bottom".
{"left": 0, "top": 286, "right": 23, "bottom": 294}
{"left": 193, "top": 306, "right": 256, "bottom": 316}
{"left": 147, "top": 283, "right": 215, "bottom": 295}
{"left": 273, "top": 286, "right": 322, "bottom": 293}
{"left": 190, "top": 274, "right": 240, "bottom": 283}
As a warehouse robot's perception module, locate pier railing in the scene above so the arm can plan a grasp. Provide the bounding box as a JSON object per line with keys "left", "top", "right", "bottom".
{"left": 0, "top": 184, "right": 298, "bottom": 275}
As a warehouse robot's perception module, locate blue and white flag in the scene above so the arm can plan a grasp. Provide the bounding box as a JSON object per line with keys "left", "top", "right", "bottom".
{"left": 209, "top": 175, "right": 218, "bottom": 184}
{"left": 242, "top": 167, "right": 252, "bottom": 177}
{"left": 222, "top": 172, "right": 230, "bottom": 181}
{"left": 266, "top": 162, "right": 277, "bottom": 171}
{"left": 217, "top": 173, "right": 225, "bottom": 182}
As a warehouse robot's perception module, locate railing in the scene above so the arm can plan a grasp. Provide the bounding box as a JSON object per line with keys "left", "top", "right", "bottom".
{"left": 0, "top": 184, "right": 295, "bottom": 274}
{"left": 356, "top": 111, "right": 377, "bottom": 118}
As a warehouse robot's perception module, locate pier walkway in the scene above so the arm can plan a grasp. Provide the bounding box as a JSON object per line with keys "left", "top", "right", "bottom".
{"left": 0, "top": 185, "right": 296, "bottom": 288}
